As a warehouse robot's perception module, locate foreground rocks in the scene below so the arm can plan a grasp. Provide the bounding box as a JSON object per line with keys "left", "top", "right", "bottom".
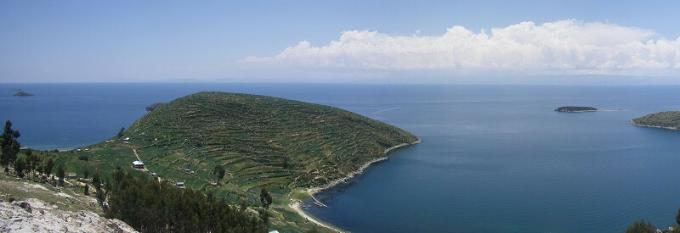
{"left": 0, "top": 198, "right": 137, "bottom": 233}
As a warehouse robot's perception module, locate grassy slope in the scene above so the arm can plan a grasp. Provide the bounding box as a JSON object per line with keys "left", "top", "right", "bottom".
{"left": 633, "top": 111, "right": 680, "bottom": 129}
{"left": 55, "top": 91, "right": 418, "bottom": 232}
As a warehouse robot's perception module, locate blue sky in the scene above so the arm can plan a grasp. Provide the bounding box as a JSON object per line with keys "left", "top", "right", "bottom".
{"left": 2, "top": 0, "right": 680, "bottom": 83}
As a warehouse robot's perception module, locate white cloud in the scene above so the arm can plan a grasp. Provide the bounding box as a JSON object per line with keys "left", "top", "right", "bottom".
{"left": 243, "top": 20, "right": 680, "bottom": 75}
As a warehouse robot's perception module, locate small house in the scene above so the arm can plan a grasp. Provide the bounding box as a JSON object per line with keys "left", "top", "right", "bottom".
{"left": 132, "top": 160, "right": 145, "bottom": 169}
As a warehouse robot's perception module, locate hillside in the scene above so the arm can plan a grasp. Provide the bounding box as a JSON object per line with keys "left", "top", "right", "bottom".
{"left": 55, "top": 91, "right": 418, "bottom": 232}
{"left": 633, "top": 111, "right": 680, "bottom": 130}
{"left": 0, "top": 172, "right": 137, "bottom": 233}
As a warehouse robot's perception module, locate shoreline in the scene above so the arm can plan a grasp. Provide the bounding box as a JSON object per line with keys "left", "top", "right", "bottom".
{"left": 631, "top": 121, "right": 679, "bottom": 130}
{"left": 290, "top": 137, "right": 422, "bottom": 233}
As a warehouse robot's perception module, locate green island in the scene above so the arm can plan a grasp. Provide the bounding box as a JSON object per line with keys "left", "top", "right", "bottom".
{"left": 1, "top": 91, "right": 419, "bottom": 233}
{"left": 632, "top": 111, "right": 680, "bottom": 130}
{"left": 554, "top": 106, "right": 598, "bottom": 112}
{"left": 13, "top": 90, "right": 34, "bottom": 97}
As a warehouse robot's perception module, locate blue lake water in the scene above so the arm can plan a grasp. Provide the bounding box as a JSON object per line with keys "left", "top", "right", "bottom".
{"left": 2, "top": 83, "right": 680, "bottom": 233}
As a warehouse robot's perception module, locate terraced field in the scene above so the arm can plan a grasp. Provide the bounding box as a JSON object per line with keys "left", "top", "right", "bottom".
{"left": 55, "top": 92, "right": 418, "bottom": 232}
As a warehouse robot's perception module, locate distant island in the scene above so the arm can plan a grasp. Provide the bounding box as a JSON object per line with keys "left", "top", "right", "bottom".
{"left": 13, "top": 90, "right": 34, "bottom": 97}
{"left": 555, "top": 106, "right": 597, "bottom": 113}
{"left": 632, "top": 111, "right": 680, "bottom": 130}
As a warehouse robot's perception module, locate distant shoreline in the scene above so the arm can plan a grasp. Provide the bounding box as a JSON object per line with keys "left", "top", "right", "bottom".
{"left": 631, "top": 121, "right": 679, "bottom": 130}
{"left": 290, "top": 137, "right": 422, "bottom": 233}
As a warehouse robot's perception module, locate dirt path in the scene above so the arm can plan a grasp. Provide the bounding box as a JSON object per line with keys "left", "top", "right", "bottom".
{"left": 132, "top": 148, "right": 142, "bottom": 161}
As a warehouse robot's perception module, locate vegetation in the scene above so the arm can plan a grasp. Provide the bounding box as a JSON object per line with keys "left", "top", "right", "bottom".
{"left": 623, "top": 209, "right": 680, "bottom": 233}
{"left": 625, "top": 220, "right": 656, "bottom": 233}
{"left": 146, "top": 102, "right": 166, "bottom": 112}
{"left": 260, "top": 188, "right": 272, "bottom": 209}
{"left": 633, "top": 111, "right": 680, "bottom": 129}
{"left": 117, "top": 127, "right": 125, "bottom": 139}
{"left": 555, "top": 106, "right": 597, "bottom": 112}
{"left": 106, "top": 168, "right": 267, "bottom": 233}
{"left": 1, "top": 121, "right": 21, "bottom": 169}
{"left": 213, "top": 165, "right": 226, "bottom": 181}
{"left": 50, "top": 91, "right": 417, "bottom": 232}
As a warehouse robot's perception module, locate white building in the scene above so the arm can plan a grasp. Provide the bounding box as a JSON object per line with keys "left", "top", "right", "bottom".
{"left": 132, "top": 160, "right": 145, "bottom": 169}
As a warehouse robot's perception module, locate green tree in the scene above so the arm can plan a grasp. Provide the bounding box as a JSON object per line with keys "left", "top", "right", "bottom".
{"left": 676, "top": 208, "right": 680, "bottom": 225}
{"left": 1, "top": 121, "right": 21, "bottom": 168}
{"left": 56, "top": 166, "right": 65, "bottom": 186}
{"left": 14, "top": 156, "right": 26, "bottom": 178}
{"left": 625, "top": 220, "right": 656, "bottom": 233}
{"left": 259, "top": 188, "right": 272, "bottom": 209}
{"left": 45, "top": 158, "right": 54, "bottom": 176}
{"left": 117, "top": 127, "right": 125, "bottom": 139}
{"left": 212, "top": 165, "right": 225, "bottom": 181}
{"left": 25, "top": 150, "right": 39, "bottom": 179}
{"left": 282, "top": 156, "right": 289, "bottom": 169}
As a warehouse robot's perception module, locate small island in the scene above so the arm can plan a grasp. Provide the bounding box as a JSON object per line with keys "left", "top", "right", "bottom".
{"left": 13, "top": 90, "right": 34, "bottom": 97}
{"left": 555, "top": 106, "right": 597, "bottom": 113}
{"left": 632, "top": 111, "right": 680, "bottom": 130}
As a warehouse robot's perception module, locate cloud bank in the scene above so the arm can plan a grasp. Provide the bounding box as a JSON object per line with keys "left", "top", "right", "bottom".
{"left": 244, "top": 20, "right": 680, "bottom": 76}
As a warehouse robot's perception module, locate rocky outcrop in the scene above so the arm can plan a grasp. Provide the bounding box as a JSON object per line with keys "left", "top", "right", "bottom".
{"left": 0, "top": 198, "right": 137, "bottom": 233}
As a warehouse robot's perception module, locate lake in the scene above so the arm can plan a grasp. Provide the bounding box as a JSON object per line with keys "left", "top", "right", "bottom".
{"left": 2, "top": 83, "right": 680, "bottom": 233}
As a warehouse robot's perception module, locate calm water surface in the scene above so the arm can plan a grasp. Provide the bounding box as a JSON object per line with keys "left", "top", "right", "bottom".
{"left": 2, "top": 83, "right": 680, "bottom": 233}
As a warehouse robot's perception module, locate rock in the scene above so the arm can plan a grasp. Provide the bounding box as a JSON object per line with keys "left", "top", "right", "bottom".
{"left": 18, "top": 202, "right": 31, "bottom": 213}
{"left": 0, "top": 199, "right": 138, "bottom": 233}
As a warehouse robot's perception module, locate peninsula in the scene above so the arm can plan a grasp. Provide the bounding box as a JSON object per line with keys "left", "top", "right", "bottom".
{"left": 555, "top": 106, "right": 597, "bottom": 113}
{"left": 53, "top": 91, "right": 419, "bottom": 232}
{"left": 632, "top": 111, "right": 680, "bottom": 130}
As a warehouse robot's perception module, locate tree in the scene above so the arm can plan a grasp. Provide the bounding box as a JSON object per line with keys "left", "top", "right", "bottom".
{"left": 84, "top": 184, "right": 89, "bottom": 195}
{"left": 14, "top": 156, "right": 26, "bottom": 178}
{"left": 625, "top": 220, "right": 656, "bottom": 233}
{"left": 282, "top": 156, "right": 289, "bottom": 169}
{"left": 212, "top": 165, "right": 226, "bottom": 181}
{"left": 676, "top": 208, "right": 680, "bottom": 225}
{"left": 93, "top": 173, "right": 105, "bottom": 206}
{"left": 57, "top": 166, "right": 65, "bottom": 186}
{"left": 45, "top": 159, "right": 54, "bottom": 176}
{"left": 105, "top": 169, "right": 267, "bottom": 233}
{"left": 259, "top": 188, "right": 272, "bottom": 209}
{"left": 26, "top": 150, "right": 39, "bottom": 179}
{"left": 117, "top": 127, "right": 125, "bottom": 139}
{"left": 1, "top": 121, "right": 21, "bottom": 167}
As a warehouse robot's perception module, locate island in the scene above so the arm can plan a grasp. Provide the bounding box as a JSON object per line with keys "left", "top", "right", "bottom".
{"left": 13, "top": 90, "right": 34, "bottom": 97}
{"left": 555, "top": 106, "right": 597, "bottom": 113}
{"left": 632, "top": 111, "right": 680, "bottom": 130}
{"left": 46, "top": 91, "right": 419, "bottom": 232}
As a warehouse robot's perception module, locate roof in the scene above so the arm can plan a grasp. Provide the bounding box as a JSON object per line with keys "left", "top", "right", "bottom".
{"left": 132, "top": 160, "right": 144, "bottom": 165}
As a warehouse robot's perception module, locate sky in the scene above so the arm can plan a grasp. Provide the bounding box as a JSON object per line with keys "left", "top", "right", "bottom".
{"left": 1, "top": 0, "right": 680, "bottom": 84}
